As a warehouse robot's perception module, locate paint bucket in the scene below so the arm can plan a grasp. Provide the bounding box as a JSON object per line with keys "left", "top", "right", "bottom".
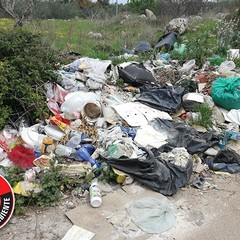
{"left": 83, "top": 102, "right": 102, "bottom": 120}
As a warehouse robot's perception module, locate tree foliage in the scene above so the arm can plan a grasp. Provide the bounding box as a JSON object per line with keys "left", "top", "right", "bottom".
{"left": 0, "top": 29, "right": 57, "bottom": 129}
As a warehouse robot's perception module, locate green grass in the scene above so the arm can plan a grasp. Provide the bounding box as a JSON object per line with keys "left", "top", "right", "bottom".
{"left": 0, "top": 15, "right": 237, "bottom": 63}
{"left": 15, "top": 15, "right": 161, "bottom": 60}
{"left": 191, "top": 103, "right": 213, "bottom": 128}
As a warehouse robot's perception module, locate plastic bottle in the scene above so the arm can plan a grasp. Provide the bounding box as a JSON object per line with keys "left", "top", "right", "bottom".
{"left": 227, "top": 131, "right": 240, "bottom": 140}
{"left": 76, "top": 147, "right": 100, "bottom": 169}
{"left": 218, "top": 60, "right": 236, "bottom": 73}
{"left": 66, "top": 135, "right": 82, "bottom": 148}
{"left": 89, "top": 181, "right": 102, "bottom": 208}
{"left": 55, "top": 144, "right": 76, "bottom": 157}
{"left": 180, "top": 59, "right": 196, "bottom": 73}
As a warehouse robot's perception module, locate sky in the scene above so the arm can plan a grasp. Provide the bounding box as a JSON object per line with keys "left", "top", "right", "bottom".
{"left": 109, "top": 0, "right": 128, "bottom": 4}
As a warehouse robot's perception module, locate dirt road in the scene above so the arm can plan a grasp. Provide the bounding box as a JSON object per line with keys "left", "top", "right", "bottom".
{"left": 1, "top": 172, "right": 240, "bottom": 240}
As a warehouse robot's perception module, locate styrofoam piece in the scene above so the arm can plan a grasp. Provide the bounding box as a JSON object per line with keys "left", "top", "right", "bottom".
{"left": 113, "top": 102, "right": 172, "bottom": 127}
{"left": 44, "top": 125, "right": 65, "bottom": 141}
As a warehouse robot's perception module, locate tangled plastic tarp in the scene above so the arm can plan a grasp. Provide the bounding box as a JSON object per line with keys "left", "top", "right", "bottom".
{"left": 154, "top": 32, "right": 178, "bottom": 51}
{"left": 149, "top": 118, "right": 219, "bottom": 154}
{"left": 121, "top": 41, "right": 153, "bottom": 55}
{"left": 107, "top": 148, "right": 193, "bottom": 196}
{"left": 206, "top": 149, "right": 240, "bottom": 173}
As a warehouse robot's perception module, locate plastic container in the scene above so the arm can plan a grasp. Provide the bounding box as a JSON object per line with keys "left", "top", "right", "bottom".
{"left": 83, "top": 102, "right": 102, "bottom": 120}
{"left": 89, "top": 182, "right": 102, "bottom": 208}
{"left": 218, "top": 60, "right": 235, "bottom": 73}
{"left": 180, "top": 59, "right": 196, "bottom": 73}
{"left": 55, "top": 144, "right": 76, "bottom": 157}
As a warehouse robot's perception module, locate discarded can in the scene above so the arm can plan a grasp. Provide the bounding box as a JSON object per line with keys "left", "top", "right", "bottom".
{"left": 89, "top": 182, "right": 102, "bottom": 208}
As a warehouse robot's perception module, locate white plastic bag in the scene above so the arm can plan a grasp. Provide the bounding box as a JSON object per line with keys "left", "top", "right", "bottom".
{"left": 60, "top": 91, "right": 99, "bottom": 114}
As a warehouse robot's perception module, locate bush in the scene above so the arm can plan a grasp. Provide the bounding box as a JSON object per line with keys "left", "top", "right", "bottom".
{"left": 0, "top": 29, "right": 58, "bottom": 129}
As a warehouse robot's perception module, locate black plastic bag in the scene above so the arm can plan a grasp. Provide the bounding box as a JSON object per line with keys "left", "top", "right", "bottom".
{"left": 206, "top": 149, "right": 240, "bottom": 173}
{"left": 137, "top": 85, "right": 184, "bottom": 113}
{"left": 149, "top": 118, "right": 219, "bottom": 154}
{"left": 118, "top": 63, "right": 157, "bottom": 86}
{"left": 154, "top": 32, "right": 178, "bottom": 51}
{"left": 121, "top": 41, "right": 153, "bottom": 55}
{"left": 107, "top": 148, "right": 193, "bottom": 196}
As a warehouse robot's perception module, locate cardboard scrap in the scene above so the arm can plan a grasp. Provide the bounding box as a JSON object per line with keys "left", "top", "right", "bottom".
{"left": 62, "top": 225, "right": 95, "bottom": 240}
{"left": 65, "top": 205, "right": 117, "bottom": 239}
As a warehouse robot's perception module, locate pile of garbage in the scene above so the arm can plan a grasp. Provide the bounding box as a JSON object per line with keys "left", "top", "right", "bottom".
{"left": 0, "top": 22, "right": 240, "bottom": 210}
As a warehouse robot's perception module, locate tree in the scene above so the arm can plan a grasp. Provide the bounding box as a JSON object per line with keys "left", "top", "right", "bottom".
{"left": 128, "top": 0, "right": 157, "bottom": 14}
{"left": 74, "top": 0, "right": 101, "bottom": 19}
{"left": 0, "top": 0, "right": 38, "bottom": 27}
{"left": 97, "top": 0, "right": 109, "bottom": 8}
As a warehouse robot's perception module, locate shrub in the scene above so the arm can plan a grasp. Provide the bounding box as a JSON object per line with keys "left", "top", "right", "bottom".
{"left": 0, "top": 29, "right": 58, "bottom": 129}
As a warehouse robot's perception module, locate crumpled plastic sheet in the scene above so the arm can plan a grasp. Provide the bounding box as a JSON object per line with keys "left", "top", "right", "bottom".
{"left": 138, "top": 85, "right": 184, "bottom": 113}
{"left": 149, "top": 118, "right": 219, "bottom": 155}
{"left": 127, "top": 197, "right": 175, "bottom": 234}
{"left": 44, "top": 82, "right": 68, "bottom": 103}
{"left": 68, "top": 57, "right": 111, "bottom": 83}
{"left": 106, "top": 148, "right": 193, "bottom": 196}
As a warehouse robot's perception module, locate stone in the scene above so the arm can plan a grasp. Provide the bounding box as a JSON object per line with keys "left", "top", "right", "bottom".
{"left": 165, "top": 18, "right": 188, "bottom": 35}
{"left": 87, "top": 32, "right": 103, "bottom": 39}
{"left": 145, "top": 9, "right": 157, "bottom": 21}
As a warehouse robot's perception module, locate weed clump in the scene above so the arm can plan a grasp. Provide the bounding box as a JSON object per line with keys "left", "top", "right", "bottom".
{"left": 192, "top": 103, "right": 213, "bottom": 129}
